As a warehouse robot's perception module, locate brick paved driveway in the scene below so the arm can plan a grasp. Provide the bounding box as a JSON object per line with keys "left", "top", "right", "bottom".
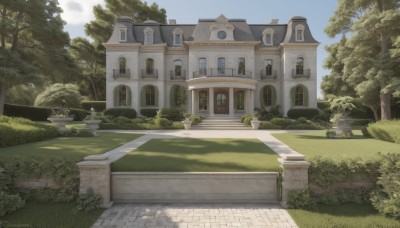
{"left": 93, "top": 203, "right": 298, "bottom": 228}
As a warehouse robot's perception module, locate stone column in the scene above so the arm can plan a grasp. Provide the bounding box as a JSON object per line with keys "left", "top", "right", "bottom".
{"left": 278, "top": 154, "right": 310, "bottom": 208}
{"left": 249, "top": 90, "right": 255, "bottom": 113}
{"left": 191, "top": 89, "right": 196, "bottom": 115}
{"left": 229, "top": 87, "right": 234, "bottom": 116}
{"left": 77, "top": 155, "right": 112, "bottom": 208}
{"left": 245, "top": 90, "right": 250, "bottom": 114}
{"left": 209, "top": 87, "right": 214, "bottom": 116}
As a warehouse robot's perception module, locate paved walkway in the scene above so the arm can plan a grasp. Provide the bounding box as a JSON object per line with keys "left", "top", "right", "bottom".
{"left": 93, "top": 203, "right": 298, "bottom": 228}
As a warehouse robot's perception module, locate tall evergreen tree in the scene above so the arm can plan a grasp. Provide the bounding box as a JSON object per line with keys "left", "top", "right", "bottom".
{"left": 325, "top": 0, "right": 400, "bottom": 120}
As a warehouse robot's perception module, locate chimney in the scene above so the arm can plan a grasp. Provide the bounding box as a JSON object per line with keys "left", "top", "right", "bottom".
{"left": 169, "top": 19, "right": 177, "bottom": 25}
{"left": 270, "top": 19, "right": 279, "bottom": 24}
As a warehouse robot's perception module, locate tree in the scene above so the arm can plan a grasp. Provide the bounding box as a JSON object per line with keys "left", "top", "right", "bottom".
{"left": 0, "top": 0, "right": 74, "bottom": 114}
{"left": 325, "top": 0, "right": 400, "bottom": 120}
{"left": 355, "top": 80, "right": 381, "bottom": 121}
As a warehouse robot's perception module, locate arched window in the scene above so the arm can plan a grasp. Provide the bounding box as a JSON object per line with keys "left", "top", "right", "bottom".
{"left": 261, "top": 85, "right": 276, "bottom": 107}
{"left": 141, "top": 85, "right": 158, "bottom": 107}
{"left": 217, "top": 57, "right": 225, "bottom": 75}
{"left": 295, "top": 24, "right": 305, "bottom": 42}
{"left": 173, "top": 28, "right": 183, "bottom": 46}
{"left": 144, "top": 27, "right": 154, "bottom": 45}
{"left": 199, "top": 58, "right": 207, "bottom": 75}
{"left": 146, "top": 58, "right": 154, "bottom": 74}
{"left": 119, "top": 57, "right": 126, "bottom": 74}
{"left": 170, "top": 85, "right": 187, "bottom": 107}
{"left": 238, "top": 58, "right": 245, "bottom": 75}
{"left": 265, "top": 59, "right": 273, "bottom": 76}
{"left": 290, "top": 85, "right": 308, "bottom": 107}
{"left": 119, "top": 28, "right": 127, "bottom": 42}
{"left": 296, "top": 57, "right": 304, "bottom": 75}
{"left": 262, "top": 28, "right": 274, "bottom": 46}
{"left": 113, "top": 85, "right": 131, "bottom": 107}
{"left": 174, "top": 60, "right": 182, "bottom": 76}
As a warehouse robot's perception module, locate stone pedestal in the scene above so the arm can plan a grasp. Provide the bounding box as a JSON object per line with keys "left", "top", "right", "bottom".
{"left": 278, "top": 154, "right": 310, "bottom": 208}
{"left": 77, "top": 155, "right": 112, "bottom": 208}
{"left": 250, "top": 120, "right": 261, "bottom": 130}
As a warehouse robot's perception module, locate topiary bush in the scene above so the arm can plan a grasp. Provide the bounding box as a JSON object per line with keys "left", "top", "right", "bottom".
{"left": 287, "top": 108, "right": 320, "bottom": 120}
{"left": 81, "top": 101, "right": 106, "bottom": 112}
{"left": 155, "top": 118, "right": 171, "bottom": 128}
{"left": 270, "top": 118, "right": 292, "bottom": 128}
{"left": 367, "top": 120, "right": 400, "bottom": 144}
{"left": 4, "top": 104, "right": 53, "bottom": 121}
{"left": 112, "top": 116, "right": 132, "bottom": 124}
{"left": 158, "top": 108, "right": 182, "bottom": 121}
{"left": 104, "top": 108, "right": 137, "bottom": 119}
{"left": 140, "top": 108, "right": 158, "bottom": 118}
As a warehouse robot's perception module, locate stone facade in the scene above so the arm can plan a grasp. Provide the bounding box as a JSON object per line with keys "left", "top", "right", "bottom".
{"left": 104, "top": 15, "right": 319, "bottom": 117}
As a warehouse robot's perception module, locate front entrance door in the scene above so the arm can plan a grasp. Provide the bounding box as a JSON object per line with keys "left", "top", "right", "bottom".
{"left": 214, "top": 90, "right": 229, "bottom": 114}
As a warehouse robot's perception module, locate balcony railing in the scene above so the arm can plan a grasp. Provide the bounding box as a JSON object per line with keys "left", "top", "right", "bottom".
{"left": 113, "top": 69, "right": 130, "bottom": 79}
{"left": 193, "top": 68, "right": 252, "bottom": 78}
{"left": 260, "top": 70, "right": 277, "bottom": 80}
{"left": 170, "top": 70, "right": 186, "bottom": 80}
{"left": 141, "top": 69, "right": 158, "bottom": 79}
{"left": 292, "top": 69, "right": 310, "bottom": 79}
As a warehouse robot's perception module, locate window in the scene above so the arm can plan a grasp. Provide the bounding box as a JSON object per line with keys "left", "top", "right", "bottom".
{"left": 295, "top": 24, "right": 305, "bottom": 41}
{"left": 238, "top": 58, "right": 245, "bottom": 75}
{"left": 173, "top": 27, "right": 183, "bottom": 46}
{"left": 119, "top": 57, "right": 126, "bottom": 74}
{"left": 114, "top": 85, "right": 131, "bottom": 107}
{"left": 217, "top": 58, "right": 225, "bottom": 75}
{"left": 145, "top": 86, "right": 156, "bottom": 106}
{"left": 199, "top": 58, "right": 207, "bottom": 75}
{"left": 217, "top": 31, "right": 227, "bottom": 40}
{"left": 199, "top": 91, "right": 208, "bottom": 110}
{"left": 146, "top": 58, "right": 154, "bottom": 74}
{"left": 262, "top": 28, "right": 274, "bottom": 46}
{"left": 144, "top": 27, "right": 154, "bottom": 45}
{"left": 119, "top": 28, "right": 127, "bottom": 42}
{"left": 296, "top": 57, "right": 304, "bottom": 75}
{"left": 175, "top": 34, "right": 181, "bottom": 45}
{"left": 171, "top": 85, "right": 186, "bottom": 107}
{"left": 235, "top": 91, "right": 244, "bottom": 110}
{"left": 263, "top": 86, "right": 272, "bottom": 106}
{"left": 265, "top": 34, "right": 272, "bottom": 45}
{"left": 216, "top": 93, "right": 227, "bottom": 106}
{"left": 295, "top": 86, "right": 304, "bottom": 106}
{"left": 174, "top": 60, "right": 182, "bottom": 76}
{"left": 119, "top": 86, "right": 127, "bottom": 106}
{"left": 265, "top": 59, "right": 273, "bottom": 75}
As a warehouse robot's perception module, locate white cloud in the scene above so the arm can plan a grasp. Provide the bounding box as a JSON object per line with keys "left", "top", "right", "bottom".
{"left": 59, "top": 0, "right": 104, "bottom": 25}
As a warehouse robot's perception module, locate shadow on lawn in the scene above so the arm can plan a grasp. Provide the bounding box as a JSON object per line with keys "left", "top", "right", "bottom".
{"left": 293, "top": 134, "right": 367, "bottom": 140}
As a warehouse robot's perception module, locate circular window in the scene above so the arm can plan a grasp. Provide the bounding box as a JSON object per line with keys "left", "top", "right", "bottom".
{"left": 217, "top": 31, "right": 227, "bottom": 40}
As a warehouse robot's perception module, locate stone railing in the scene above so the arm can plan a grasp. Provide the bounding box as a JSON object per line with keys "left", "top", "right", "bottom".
{"left": 141, "top": 69, "right": 158, "bottom": 79}
{"left": 170, "top": 70, "right": 186, "bottom": 80}
{"left": 193, "top": 68, "right": 252, "bottom": 78}
{"left": 260, "top": 70, "right": 277, "bottom": 80}
{"left": 113, "top": 69, "right": 130, "bottom": 79}
{"left": 292, "top": 69, "right": 310, "bottom": 79}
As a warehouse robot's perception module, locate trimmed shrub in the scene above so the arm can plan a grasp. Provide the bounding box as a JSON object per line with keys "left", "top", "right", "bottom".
{"left": 68, "top": 108, "right": 89, "bottom": 121}
{"left": 81, "top": 101, "right": 106, "bottom": 112}
{"left": 0, "top": 191, "right": 25, "bottom": 216}
{"left": 270, "top": 118, "right": 292, "bottom": 128}
{"left": 99, "top": 123, "right": 138, "bottom": 130}
{"left": 190, "top": 115, "right": 203, "bottom": 125}
{"left": 0, "top": 116, "right": 58, "bottom": 147}
{"left": 243, "top": 116, "right": 252, "bottom": 126}
{"left": 131, "top": 118, "right": 145, "bottom": 124}
{"left": 287, "top": 108, "right": 320, "bottom": 120}
{"left": 287, "top": 189, "right": 316, "bottom": 210}
{"left": 367, "top": 120, "right": 400, "bottom": 144}
{"left": 155, "top": 118, "right": 171, "bottom": 128}
{"left": 73, "top": 188, "right": 103, "bottom": 212}
{"left": 140, "top": 108, "right": 158, "bottom": 118}
{"left": 112, "top": 116, "right": 131, "bottom": 124}
{"left": 317, "top": 100, "right": 330, "bottom": 110}
{"left": 259, "top": 122, "right": 282, "bottom": 129}
{"left": 4, "top": 103, "right": 52, "bottom": 121}
{"left": 159, "top": 108, "right": 182, "bottom": 121}
{"left": 241, "top": 114, "right": 251, "bottom": 123}
{"left": 104, "top": 108, "right": 137, "bottom": 119}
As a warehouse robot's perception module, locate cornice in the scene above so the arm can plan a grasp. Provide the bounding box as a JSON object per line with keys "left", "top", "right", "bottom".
{"left": 279, "top": 43, "right": 319, "bottom": 49}
{"left": 185, "top": 41, "right": 260, "bottom": 47}
{"left": 102, "top": 43, "right": 141, "bottom": 50}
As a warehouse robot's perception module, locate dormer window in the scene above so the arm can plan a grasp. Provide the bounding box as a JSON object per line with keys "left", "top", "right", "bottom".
{"left": 295, "top": 24, "right": 305, "bottom": 42}
{"left": 144, "top": 27, "right": 154, "bottom": 45}
{"left": 262, "top": 28, "right": 274, "bottom": 46}
{"left": 173, "top": 28, "right": 183, "bottom": 46}
{"left": 119, "top": 28, "right": 127, "bottom": 42}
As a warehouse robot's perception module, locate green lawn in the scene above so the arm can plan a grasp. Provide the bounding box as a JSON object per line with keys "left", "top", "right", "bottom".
{"left": 273, "top": 130, "right": 400, "bottom": 160}
{"left": 288, "top": 203, "right": 400, "bottom": 228}
{"left": 1, "top": 202, "right": 104, "bottom": 228}
{"left": 112, "top": 138, "right": 281, "bottom": 172}
{"left": 0, "top": 132, "right": 143, "bottom": 160}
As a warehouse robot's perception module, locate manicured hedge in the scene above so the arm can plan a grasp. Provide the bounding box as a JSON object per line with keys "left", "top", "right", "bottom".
{"left": 103, "top": 108, "right": 137, "bottom": 119}
{"left": 0, "top": 116, "right": 58, "bottom": 147}
{"left": 159, "top": 108, "right": 182, "bottom": 121}
{"left": 140, "top": 108, "right": 158, "bottom": 117}
{"left": 4, "top": 103, "right": 52, "bottom": 121}
{"left": 68, "top": 108, "right": 89, "bottom": 121}
{"left": 81, "top": 101, "right": 106, "bottom": 112}
{"left": 287, "top": 108, "right": 320, "bottom": 120}
{"left": 317, "top": 100, "right": 330, "bottom": 110}
{"left": 367, "top": 120, "right": 400, "bottom": 144}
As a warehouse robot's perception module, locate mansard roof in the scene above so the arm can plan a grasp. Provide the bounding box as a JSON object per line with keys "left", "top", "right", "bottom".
{"left": 106, "top": 15, "right": 319, "bottom": 46}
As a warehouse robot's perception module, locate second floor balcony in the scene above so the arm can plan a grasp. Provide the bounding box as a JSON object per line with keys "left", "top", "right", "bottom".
{"left": 113, "top": 69, "right": 130, "bottom": 79}
{"left": 141, "top": 69, "right": 158, "bottom": 79}
{"left": 193, "top": 68, "right": 252, "bottom": 79}
{"left": 170, "top": 70, "right": 186, "bottom": 80}
{"left": 260, "top": 70, "right": 277, "bottom": 80}
{"left": 292, "top": 69, "right": 310, "bottom": 79}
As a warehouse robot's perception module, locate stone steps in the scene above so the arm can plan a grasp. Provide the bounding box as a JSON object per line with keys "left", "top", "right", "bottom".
{"left": 192, "top": 116, "right": 251, "bottom": 130}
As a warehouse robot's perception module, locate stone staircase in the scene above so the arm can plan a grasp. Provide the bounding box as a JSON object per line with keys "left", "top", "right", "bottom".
{"left": 192, "top": 116, "right": 251, "bottom": 130}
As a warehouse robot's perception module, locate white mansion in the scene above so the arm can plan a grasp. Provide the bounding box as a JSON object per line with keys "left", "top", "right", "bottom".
{"left": 104, "top": 15, "right": 319, "bottom": 117}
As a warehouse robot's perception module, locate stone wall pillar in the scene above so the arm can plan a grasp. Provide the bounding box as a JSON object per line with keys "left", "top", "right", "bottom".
{"left": 278, "top": 154, "right": 310, "bottom": 207}
{"left": 209, "top": 87, "right": 214, "bottom": 116}
{"left": 77, "top": 155, "right": 112, "bottom": 208}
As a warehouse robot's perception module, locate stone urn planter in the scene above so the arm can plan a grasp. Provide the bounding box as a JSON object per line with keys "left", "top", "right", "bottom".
{"left": 182, "top": 118, "right": 192, "bottom": 130}
{"left": 250, "top": 118, "right": 261, "bottom": 130}
{"left": 83, "top": 119, "right": 102, "bottom": 136}
{"left": 47, "top": 117, "right": 73, "bottom": 134}
{"left": 335, "top": 117, "right": 353, "bottom": 137}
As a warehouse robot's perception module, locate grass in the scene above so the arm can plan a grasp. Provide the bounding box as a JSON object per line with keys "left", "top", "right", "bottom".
{"left": 288, "top": 203, "right": 400, "bottom": 228}
{"left": 112, "top": 138, "right": 281, "bottom": 172}
{"left": 273, "top": 130, "right": 400, "bottom": 160}
{"left": 0, "top": 132, "right": 143, "bottom": 161}
{"left": 1, "top": 202, "right": 104, "bottom": 228}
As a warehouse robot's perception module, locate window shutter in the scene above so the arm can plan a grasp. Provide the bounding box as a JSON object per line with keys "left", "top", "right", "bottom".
{"left": 127, "top": 87, "right": 132, "bottom": 107}
{"left": 155, "top": 86, "right": 159, "bottom": 107}
{"left": 303, "top": 86, "right": 309, "bottom": 107}
{"left": 290, "top": 87, "right": 296, "bottom": 107}
{"left": 140, "top": 87, "right": 146, "bottom": 107}
{"left": 271, "top": 86, "right": 277, "bottom": 106}
{"left": 114, "top": 87, "right": 119, "bottom": 107}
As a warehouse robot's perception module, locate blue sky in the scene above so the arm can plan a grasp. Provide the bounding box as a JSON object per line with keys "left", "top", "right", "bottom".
{"left": 60, "top": 0, "right": 341, "bottom": 98}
